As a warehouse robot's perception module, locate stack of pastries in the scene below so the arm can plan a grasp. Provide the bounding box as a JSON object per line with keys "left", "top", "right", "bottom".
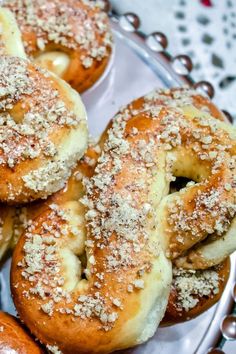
{"left": 0, "top": 2, "right": 235, "bottom": 354}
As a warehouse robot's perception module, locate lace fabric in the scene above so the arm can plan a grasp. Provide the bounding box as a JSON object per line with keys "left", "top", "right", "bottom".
{"left": 111, "top": 0, "right": 236, "bottom": 119}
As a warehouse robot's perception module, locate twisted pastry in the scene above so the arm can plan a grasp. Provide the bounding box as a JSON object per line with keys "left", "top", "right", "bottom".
{"left": 2, "top": 0, "right": 113, "bottom": 93}
{"left": 11, "top": 123, "right": 172, "bottom": 352}
{"left": 0, "top": 311, "right": 44, "bottom": 353}
{"left": 125, "top": 88, "right": 236, "bottom": 269}
{"left": 0, "top": 55, "right": 88, "bottom": 204}
{"left": 11, "top": 88, "right": 235, "bottom": 353}
{"left": 10, "top": 139, "right": 230, "bottom": 332}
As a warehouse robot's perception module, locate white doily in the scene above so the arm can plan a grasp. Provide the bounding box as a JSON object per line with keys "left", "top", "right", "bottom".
{"left": 111, "top": 0, "right": 236, "bottom": 120}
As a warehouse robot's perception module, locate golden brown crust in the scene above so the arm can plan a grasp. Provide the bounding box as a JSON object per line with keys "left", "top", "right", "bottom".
{"left": 162, "top": 258, "right": 230, "bottom": 325}
{"left": 11, "top": 88, "right": 236, "bottom": 353}
{"left": 3, "top": 0, "right": 113, "bottom": 93}
{"left": 0, "top": 311, "right": 44, "bottom": 353}
{"left": 127, "top": 87, "right": 227, "bottom": 123}
{"left": 120, "top": 88, "right": 235, "bottom": 261}
{"left": 0, "top": 139, "right": 102, "bottom": 262}
{"left": 13, "top": 143, "right": 101, "bottom": 234}
{"left": 0, "top": 56, "right": 87, "bottom": 204}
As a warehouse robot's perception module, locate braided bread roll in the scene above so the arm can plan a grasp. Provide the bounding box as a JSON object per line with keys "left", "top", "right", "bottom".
{"left": 7, "top": 131, "right": 230, "bottom": 326}
{"left": 6, "top": 121, "right": 230, "bottom": 331}
{"left": 10, "top": 138, "right": 231, "bottom": 331}
{"left": 11, "top": 88, "right": 235, "bottom": 353}
{"left": 0, "top": 7, "right": 89, "bottom": 204}
{"left": 2, "top": 0, "right": 113, "bottom": 93}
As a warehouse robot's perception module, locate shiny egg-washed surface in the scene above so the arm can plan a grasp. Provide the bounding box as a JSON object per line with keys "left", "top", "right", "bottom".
{"left": 0, "top": 99, "right": 229, "bottom": 336}
{"left": 0, "top": 311, "right": 43, "bottom": 353}
{"left": 0, "top": 55, "right": 87, "bottom": 204}
{"left": 11, "top": 88, "right": 236, "bottom": 353}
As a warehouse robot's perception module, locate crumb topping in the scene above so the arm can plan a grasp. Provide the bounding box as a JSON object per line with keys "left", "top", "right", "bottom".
{"left": 18, "top": 206, "right": 120, "bottom": 330}
{"left": 15, "top": 87, "right": 236, "bottom": 336}
{"left": 0, "top": 56, "right": 80, "bottom": 169}
{"left": 168, "top": 186, "right": 236, "bottom": 248}
{"left": 3, "top": 0, "right": 112, "bottom": 68}
{"left": 46, "top": 345, "right": 62, "bottom": 354}
{"left": 172, "top": 267, "right": 219, "bottom": 311}
{"left": 140, "top": 87, "right": 236, "bottom": 258}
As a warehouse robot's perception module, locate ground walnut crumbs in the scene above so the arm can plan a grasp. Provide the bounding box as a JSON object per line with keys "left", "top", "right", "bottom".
{"left": 2, "top": 0, "right": 112, "bottom": 69}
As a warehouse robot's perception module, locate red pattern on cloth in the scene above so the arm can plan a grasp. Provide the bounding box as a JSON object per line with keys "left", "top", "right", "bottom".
{"left": 200, "top": 0, "right": 213, "bottom": 7}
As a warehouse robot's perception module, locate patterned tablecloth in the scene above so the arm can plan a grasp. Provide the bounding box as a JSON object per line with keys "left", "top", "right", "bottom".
{"left": 111, "top": 0, "right": 236, "bottom": 120}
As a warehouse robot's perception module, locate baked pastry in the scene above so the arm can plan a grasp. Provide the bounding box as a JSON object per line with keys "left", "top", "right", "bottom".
{"left": 10, "top": 88, "right": 235, "bottom": 353}
{"left": 2, "top": 0, "right": 113, "bottom": 93}
{"left": 11, "top": 116, "right": 172, "bottom": 352}
{"left": 0, "top": 311, "right": 44, "bottom": 353}
{"left": 0, "top": 55, "right": 88, "bottom": 204}
{"left": 11, "top": 90, "right": 234, "bottom": 353}
{"left": 123, "top": 87, "right": 236, "bottom": 269}
{"left": 162, "top": 258, "right": 230, "bottom": 325}
{"left": 0, "top": 137, "right": 102, "bottom": 262}
{"left": 0, "top": 7, "right": 26, "bottom": 58}
{"left": 8, "top": 129, "right": 229, "bottom": 330}
{"left": 0, "top": 138, "right": 102, "bottom": 263}
{"left": 0, "top": 8, "right": 87, "bottom": 253}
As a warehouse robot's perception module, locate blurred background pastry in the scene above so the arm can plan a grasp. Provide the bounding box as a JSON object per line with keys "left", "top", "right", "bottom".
{"left": 2, "top": 0, "right": 113, "bottom": 93}
{"left": 0, "top": 311, "right": 44, "bottom": 353}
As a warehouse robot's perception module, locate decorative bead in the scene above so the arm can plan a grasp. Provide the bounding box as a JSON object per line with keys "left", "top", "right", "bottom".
{"left": 221, "top": 315, "right": 236, "bottom": 340}
{"left": 146, "top": 32, "right": 168, "bottom": 52}
{"left": 172, "top": 55, "right": 193, "bottom": 75}
{"left": 194, "top": 81, "right": 215, "bottom": 98}
{"left": 207, "top": 349, "right": 225, "bottom": 354}
{"left": 119, "top": 13, "right": 140, "bottom": 32}
{"left": 222, "top": 110, "right": 233, "bottom": 124}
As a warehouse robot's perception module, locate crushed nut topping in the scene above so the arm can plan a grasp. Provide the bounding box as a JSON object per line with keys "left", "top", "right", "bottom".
{"left": 0, "top": 56, "right": 80, "bottom": 168}
{"left": 172, "top": 267, "right": 219, "bottom": 311}
{"left": 3, "top": 0, "right": 113, "bottom": 68}
{"left": 15, "top": 87, "right": 236, "bottom": 338}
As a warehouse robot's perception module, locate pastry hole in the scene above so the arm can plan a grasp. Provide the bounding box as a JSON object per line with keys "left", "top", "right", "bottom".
{"left": 34, "top": 51, "right": 70, "bottom": 77}
{"left": 169, "top": 177, "right": 194, "bottom": 194}
{"left": 59, "top": 248, "right": 87, "bottom": 291}
{"left": 79, "top": 252, "right": 88, "bottom": 280}
{"left": 81, "top": 272, "right": 87, "bottom": 280}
